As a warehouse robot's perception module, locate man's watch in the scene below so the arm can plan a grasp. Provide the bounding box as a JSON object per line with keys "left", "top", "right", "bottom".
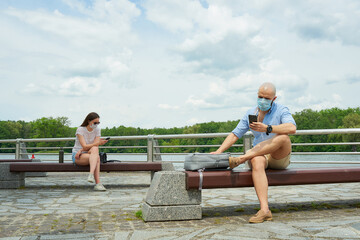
{"left": 266, "top": 125, "right": 273, "bottom": 135}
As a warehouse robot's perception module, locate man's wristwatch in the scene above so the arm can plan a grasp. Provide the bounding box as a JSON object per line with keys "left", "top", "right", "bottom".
{"left": 266, "top": 125, "right": 273, "bottom": 135}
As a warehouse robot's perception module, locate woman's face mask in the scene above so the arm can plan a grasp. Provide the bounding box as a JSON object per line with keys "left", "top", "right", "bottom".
{"left": 257, "top": 97, "right": 273, "bottom": 111}
{"left": 89, "top": 119, "right": 100, "bottom": 129}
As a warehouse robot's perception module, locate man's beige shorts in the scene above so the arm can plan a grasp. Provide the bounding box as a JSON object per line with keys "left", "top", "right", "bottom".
{"left": 264, "top": 153, "right": 291, "bottom": 169}
{"left": 247, "top": 153, "right": 291, "bottom": 170}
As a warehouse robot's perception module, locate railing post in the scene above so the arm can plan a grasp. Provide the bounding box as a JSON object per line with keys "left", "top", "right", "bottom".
{"left": 59, "top": 147, "right": 64, "bottom": 163}
{"left": 243, "top": 134, "right": 253, "bottom": 154}
{"left": 243, "top": 134, "right": 253, "bottom": 169}
{"left": 147, "top": 134, "right": 154, "bottom": 162}
{"left": 15, "top": 138, "right": 23, "bottom": 160}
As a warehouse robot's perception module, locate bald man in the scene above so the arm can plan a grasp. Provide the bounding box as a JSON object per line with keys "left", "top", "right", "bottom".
{"left": 211, "top": 82, "right": 296, "bottom": 223}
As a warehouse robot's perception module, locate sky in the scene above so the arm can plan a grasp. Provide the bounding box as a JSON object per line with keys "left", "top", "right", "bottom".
{"left": 1, "top": 0, "right": 360, "bottom": 129}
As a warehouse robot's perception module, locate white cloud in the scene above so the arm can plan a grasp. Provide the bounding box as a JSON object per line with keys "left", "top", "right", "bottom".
{"left": 23, "top": 77, "right": 101, "bottom": 97}
{"left": 158, "top": 104, "right": 180, "bottom": 110}
{"left": 59, "top": 77, "right": 101, "bottom": 96}
{"left": 286, "top": 0, "right": 360, "bottom": 46}
{"left": 145, "top": 1, "right": 264, "bottom": 75}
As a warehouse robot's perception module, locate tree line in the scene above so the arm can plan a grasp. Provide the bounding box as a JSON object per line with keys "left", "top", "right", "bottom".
{"left": 0, "top": 107, "right": 359, "bottom": 153}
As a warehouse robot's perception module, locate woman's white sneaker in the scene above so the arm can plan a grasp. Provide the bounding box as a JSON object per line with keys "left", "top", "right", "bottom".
{"left": 87, "top": 173, "right": 95, "bottom": 183}
{"left": 94, "top": 183, "right": 106, "bottom": 191}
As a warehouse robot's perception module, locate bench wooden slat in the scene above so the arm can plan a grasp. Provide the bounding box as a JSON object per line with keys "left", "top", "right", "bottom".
{"left": 10, "top": 162, "right": 162, "bottom": 172}
{"left": 186, "top": 167, "right": 360, "bottom": 189}
{"left": 0, "top": 159, "right": 32, "bottom": 162}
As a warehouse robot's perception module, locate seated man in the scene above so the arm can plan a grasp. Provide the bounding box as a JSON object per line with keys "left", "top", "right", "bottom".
{"left": 211, "top": 82, "right": 296, "bottom": 223}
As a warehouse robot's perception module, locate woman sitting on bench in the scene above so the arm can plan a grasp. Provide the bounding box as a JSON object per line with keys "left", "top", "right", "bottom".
{"left": 72, "top": 112, "right": 108, "bottom": 191}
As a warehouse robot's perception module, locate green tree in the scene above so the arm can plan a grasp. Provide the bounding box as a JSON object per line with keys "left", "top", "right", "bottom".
{"left": 340, "top": 113, "right": 360, "bottom": 151}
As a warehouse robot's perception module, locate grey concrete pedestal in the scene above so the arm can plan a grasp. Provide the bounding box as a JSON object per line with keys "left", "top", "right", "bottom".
{"left": 150, "top": 162, "right": 175, "bottom": 180}
{"left": 0, "top": 163, "right": 25, "bottom": 189}
{"left": 142, "top": 171, "right": 202, "bottom": 222}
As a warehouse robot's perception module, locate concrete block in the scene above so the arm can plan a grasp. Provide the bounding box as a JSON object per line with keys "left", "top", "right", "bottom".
{"left": 0, "top": 179, "right": 25, "bottom": 189}
{"left": 161, "top": 162, "right": 175, "bottom": 171}
{"left": 142, "top": 202, "right": 201, "bottom": 222}
{"left": 0, "top": 163, "right": 25, "bottom": 181}
{"left": 145, "top": 171, "right": 201, "bottom": 206}
{"left": 151, "top": 162, "right": 175, "bottom": 179}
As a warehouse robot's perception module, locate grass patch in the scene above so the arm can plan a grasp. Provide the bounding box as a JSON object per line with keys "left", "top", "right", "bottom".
{"left": 235, "top": 208, "right": 244, "bottom": 212}
{"left": 270, "top": 208, "right": 281, "bottom": 213}
{"left": 135, "top": 210, "right": 143, "bottom": 221}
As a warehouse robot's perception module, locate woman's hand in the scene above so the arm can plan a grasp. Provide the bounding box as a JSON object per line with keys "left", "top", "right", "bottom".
{"left": 75, "top": 149, "right": 82, "bottom": 160}
{"left": 99, "top": 138, "right": 108, "bottom": 146}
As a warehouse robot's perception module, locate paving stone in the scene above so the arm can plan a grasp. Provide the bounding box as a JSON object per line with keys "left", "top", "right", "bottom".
{"left": 0, "top": 172, "right": 360, "bottom": 239}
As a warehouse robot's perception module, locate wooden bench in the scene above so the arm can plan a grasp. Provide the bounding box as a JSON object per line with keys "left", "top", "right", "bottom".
{"left": 142, "top": 167, "right": 360, "bottom": 222}
{"left": 0, "top": 159, "right": 46, "bottom": 177}
{"left": 185, "top": 167, "right": 360, "bottom": 189}
{"left": 0, "top": 161, "right": 173, "bottom": 189}
{"left": 0, "top": 159, "right": 32, "bottom": 162}
{"left": 9, "top": 162, "right": 163, "bottom": 172}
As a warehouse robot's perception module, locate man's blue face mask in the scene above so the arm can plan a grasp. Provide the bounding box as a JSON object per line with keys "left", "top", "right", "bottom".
{"left": 257, "top": 97, "right": 273, "bottom": 111}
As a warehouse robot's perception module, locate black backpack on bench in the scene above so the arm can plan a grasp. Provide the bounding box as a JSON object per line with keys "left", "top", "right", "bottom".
{"left": 99, "top": 152, "right": 121, "bottom": 163}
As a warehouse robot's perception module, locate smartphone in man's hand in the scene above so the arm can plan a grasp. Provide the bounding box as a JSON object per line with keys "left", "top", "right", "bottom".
{"left": 248, "top": 115, "right": 257, "bottom": 124}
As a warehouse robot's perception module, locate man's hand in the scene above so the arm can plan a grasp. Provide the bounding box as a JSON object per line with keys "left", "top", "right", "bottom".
{"left": 249, "top": 122, "right": 267, "bottom": 132}
{"left": 210, "top": 150, "right": 222, "bottom": 154}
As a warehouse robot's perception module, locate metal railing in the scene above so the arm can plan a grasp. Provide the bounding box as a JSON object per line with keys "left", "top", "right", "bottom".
{"left": 0, "top": 128, "right": 359, "bottom": 164}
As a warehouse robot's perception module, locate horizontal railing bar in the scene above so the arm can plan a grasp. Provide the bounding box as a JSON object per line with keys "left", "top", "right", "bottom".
{"left": 156, "top": 144, "right": 244, "bottom": 148}
{"left": 292, "top": 152, "right": 360, "bottom": 155}
{"left": 22, "top": 147, "right": 73, "bottom": 150}
{"left": 294, "top": 128, "right": 360, "bottom": 135}
{"left": 154, "top": 152, "right": 245, "bottom": 156}
{"left": 23, "top": 152, "right": 148, "bottom": 156}
{"left": 19, "top": 146, "right": 147, "bottom": 150}
{"left": 99, "top": 146, "right": 147, "bottom": 149}
{"left": 154, "top": 152, "right": 360, "bottom": 156}
{"left": 291, "top": 161, "right": 360, "bottom": 164}
{"left": 292, "top": 142, "right": 360, "bottom": 146}
{"left": 153, "top": 133, "right": 229, "bottom": 139}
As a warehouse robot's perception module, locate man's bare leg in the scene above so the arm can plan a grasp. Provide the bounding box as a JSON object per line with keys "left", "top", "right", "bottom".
{"left": 250, "top": 156, "right": 269, "bottom": 212}
{"left": 232, "top": 134, "right": 292, "bottom": 166}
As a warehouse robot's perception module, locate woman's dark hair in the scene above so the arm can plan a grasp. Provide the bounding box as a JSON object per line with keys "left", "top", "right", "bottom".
{"left": 80, "top": 112, "right": 100, "bottom": 127}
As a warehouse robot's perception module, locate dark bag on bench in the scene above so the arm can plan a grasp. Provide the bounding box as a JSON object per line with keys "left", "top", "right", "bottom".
{"left": 99, "top": 152, "right": 107, "bottom": 163}
{"left": 184, "top": 153, "right": 230, "bottom": 171}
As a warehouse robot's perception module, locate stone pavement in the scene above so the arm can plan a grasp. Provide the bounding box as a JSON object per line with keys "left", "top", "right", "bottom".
{"left": 0, "top": 171, "right": 360, "bottom": 239}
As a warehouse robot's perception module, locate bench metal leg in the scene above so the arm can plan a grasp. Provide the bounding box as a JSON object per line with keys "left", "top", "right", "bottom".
{"left": 0, "top": 163, "right": 25, "bottom": 189}
{"left": 142, "top": 171, "right": 202, "bottom": 221}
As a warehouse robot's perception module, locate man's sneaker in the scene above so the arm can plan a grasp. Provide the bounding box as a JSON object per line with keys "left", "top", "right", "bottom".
{"left": 87, "top": 173, "right": 95, "bottom": 183}
{"left": 94, "top": 183, "right": 106, "bottom": 191}
{"left": 229, "top": 157, "right": 239, "bottom": 169}
{"left": 249, "top": 210, "right": 273, "bottom": 223}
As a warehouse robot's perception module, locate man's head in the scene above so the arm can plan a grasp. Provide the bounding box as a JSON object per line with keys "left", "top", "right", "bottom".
{"left": 257, "top": 82, "right": 277, "bottom": 111}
